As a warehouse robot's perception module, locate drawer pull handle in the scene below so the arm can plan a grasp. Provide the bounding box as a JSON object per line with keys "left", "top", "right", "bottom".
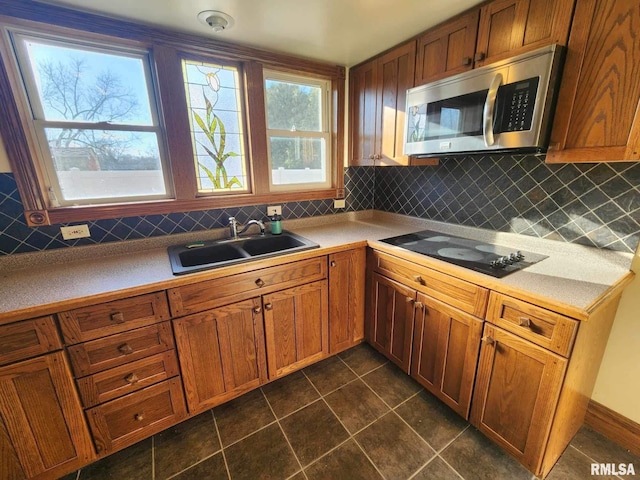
{"left": 264, "top": 303, "right": 273, "bottom": 311}
{"left": 110, "top": 312, "right": 125, "bottom": 323}
{"left": 134, "top": 413, "right": 145, "bottom": 422}
{"left": 125, "top": 373, "right": 139, "bottom": 384}
{"left": 413, "top": 275, "right": 424, "bottom": 285}
{"left": 255, "top": 278, "right": 265, "bottom": 287}
{"left": 330, "top": 260, "right": 337, "bottom": 267}
{"left": 482, "top": 335, "right": 495, "bottom": 345}
{"left": 518, "top": 317, "right": 531, "bottom": 328}
{"left": 253, "top": 306, "right": 262, "bottom": 314}
{"left": 118, "top": 343, "right": 134, "bottom": 355}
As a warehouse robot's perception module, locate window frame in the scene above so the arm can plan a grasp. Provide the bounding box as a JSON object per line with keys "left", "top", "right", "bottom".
{"left": 263, "top": 69, "right": 333, "bottom": 192}
{"left": 0, "top": 6, "right": 345, "bottom": 226}
{"left": 10, "top": 31, "right": 173, "bottom": 207}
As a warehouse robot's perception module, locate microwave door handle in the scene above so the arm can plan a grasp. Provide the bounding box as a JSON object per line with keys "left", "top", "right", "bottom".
{"left": 483, "top": 73, "right": 503, "bottom": 147}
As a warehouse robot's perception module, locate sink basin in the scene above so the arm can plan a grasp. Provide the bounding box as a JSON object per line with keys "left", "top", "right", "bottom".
{"left": 241, "top": 234, "right": 305, "bottom": 256}
{"left": 168, "top": 231, "right": 319, "bottom": 275}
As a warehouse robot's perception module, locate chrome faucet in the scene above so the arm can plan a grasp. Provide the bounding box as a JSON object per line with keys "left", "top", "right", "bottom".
{"left": 228, "top": 217, "right": 265, "bottom": 239}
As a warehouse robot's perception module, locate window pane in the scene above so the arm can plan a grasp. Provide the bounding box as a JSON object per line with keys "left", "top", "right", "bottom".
{"left": 45, "top": 128, "right": 166, "bottom": 201}
{"left": 22, "top": 40, "right": 153, "bottom": 125}
{"left": 265, "top": 79, "right": 322, "bottom": 131}
{"left": 183, "top": 60, "right": 249, "bottom": 193}
{"left": 269, "top": 136, "right": 326, "bottom": 185}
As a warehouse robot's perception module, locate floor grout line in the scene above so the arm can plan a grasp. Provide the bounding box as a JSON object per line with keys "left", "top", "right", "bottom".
{"left": 260, "top": 387, "right": 308, "bottom": 480}
{"left": 211, "top": 409, "right": 232, "bottom": 480}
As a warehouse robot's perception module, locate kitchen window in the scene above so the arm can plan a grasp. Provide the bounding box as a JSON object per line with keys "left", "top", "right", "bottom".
{"left": 264, "top": 70, "right": 332, "bottom": 191}
{"left": 0, "top": 13, "right": 344, "bottom": 226}
{"left": 10, "top": 32, "right": 171, "bottom": 206}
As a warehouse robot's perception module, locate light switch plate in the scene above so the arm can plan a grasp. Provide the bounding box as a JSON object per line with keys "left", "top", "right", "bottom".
{"left": 60, "top": 224, "right": 90, "bottom": 240}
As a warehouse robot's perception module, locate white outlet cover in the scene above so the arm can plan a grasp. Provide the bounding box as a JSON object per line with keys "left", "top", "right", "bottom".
{"left": 334, "top": 199, "right": 346, "bottom": 209}
{"left": 267, "top": 205, "right": 282, "bottom": 216}
{"left": 60, "top": 224, "right": 91, "bottom": 240}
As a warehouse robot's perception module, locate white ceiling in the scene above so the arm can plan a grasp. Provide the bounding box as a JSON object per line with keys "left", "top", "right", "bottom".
{"left": 37, "top": 0, "right": 481, "bottom": 66}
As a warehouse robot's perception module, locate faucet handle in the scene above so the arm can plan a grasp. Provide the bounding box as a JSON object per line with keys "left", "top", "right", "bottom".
{"left": 228, "top": 216, "right": 236, "bottom": 225}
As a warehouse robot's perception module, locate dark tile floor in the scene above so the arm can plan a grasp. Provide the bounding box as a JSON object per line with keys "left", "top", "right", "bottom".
{"left": 66, "top": 344, "right": 640, "bottom": 480}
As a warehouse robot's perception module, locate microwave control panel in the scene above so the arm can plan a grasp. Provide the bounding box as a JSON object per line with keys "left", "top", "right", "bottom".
{"left": 495, "top": 76, "right": 540, "bottom": 133}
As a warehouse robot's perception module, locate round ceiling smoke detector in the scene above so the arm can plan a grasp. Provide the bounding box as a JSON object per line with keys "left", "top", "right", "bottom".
{"left": 197, "top": 10, "right": 235, "bottom": 33}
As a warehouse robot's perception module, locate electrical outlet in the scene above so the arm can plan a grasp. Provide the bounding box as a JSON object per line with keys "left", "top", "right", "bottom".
{"left": 60, "top": 224, "right": 90, "bottom": 240}
{"left": 334, "top": 199, "right": 346, "bottom": 209}
{"left": 267, "top": 205, "right": 282, "bottom": 216}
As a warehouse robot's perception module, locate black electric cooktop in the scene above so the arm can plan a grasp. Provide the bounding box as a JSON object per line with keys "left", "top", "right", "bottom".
{"left": 380, "top": 230, "right": 547, "bottom": 278}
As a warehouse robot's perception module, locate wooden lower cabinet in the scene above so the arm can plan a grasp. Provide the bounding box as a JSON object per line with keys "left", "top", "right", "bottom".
{"left": 411, "top": 293, "right": 483, "bottom": 419}
{"left": 172, "top": 298, "right": 268, "bottom": 413}
{"left": 471, "top": 324, "right": 567, "bottom": 473}
{"left": 0, "top": 352, "right": 95, "bottom": 479}
{"left": 263, "top": 280, "right": 329, "bottom": 378}
{"left": 328, "top": 248, "right": 366, "bottom": 354}
{"left": 367, "top": 272, "right": 416, "bottom": 373}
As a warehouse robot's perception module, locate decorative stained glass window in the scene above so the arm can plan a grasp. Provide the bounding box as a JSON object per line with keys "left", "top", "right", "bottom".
{"left": 183, "top": 59, "right": 249, "bottom": 194}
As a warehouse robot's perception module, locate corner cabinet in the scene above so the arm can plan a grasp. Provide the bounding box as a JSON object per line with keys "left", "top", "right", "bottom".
{"left": 0, "top": 352, "right": 95, "bottom": 480}
{"left": 547, "top": 0, "right": 640, "bottom": 163}
{"left": 349, "top": 41, "right": 416, "bottom": 166}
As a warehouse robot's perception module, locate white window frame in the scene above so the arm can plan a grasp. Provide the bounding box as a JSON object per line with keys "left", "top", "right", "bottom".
{"left": 9, "top": 30, "right": 173, "bottom": 207}
{"left": 263, "top": 69, "right": 332, "bottom": 192}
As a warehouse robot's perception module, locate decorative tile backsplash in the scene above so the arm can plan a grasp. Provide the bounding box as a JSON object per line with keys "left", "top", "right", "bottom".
{"left": 1, "top": 157, "right": 638, "bottom": 255}
{"left": 0, "top": 167, "right": 374, "bottom": 255}
{"left": 375, "top": 155, "right": 640, "bottom": 253}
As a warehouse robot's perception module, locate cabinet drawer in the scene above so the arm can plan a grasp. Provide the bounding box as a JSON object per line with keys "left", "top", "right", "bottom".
{"left": 59, "top": 292, "right": 170, "bottom": 344}
{"left": 87, "top": 378, "right": 186, "bottom": 454}
{"left": 372, "top": 250, "right": 488, "bottom": 317}
{"left": 76, "top": 350, "right": 180, "bottom": 408}
{"left": 0, "top": 316, "right": 62, "bottom": 365}
{"left": 486, "top": 293, "right": 578, "bottom": 357}
{"left": 169, "top": 256, "right": 327, "bottom": 316}
{"left": 67, "top": 322, "right": 175, "bottom": 377}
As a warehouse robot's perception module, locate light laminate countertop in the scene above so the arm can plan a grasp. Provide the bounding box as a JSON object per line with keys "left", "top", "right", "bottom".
{"left": 0, "top": 211, "right": 634, "bottom": 323}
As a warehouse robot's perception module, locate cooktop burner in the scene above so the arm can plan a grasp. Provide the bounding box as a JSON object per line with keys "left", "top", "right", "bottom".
{"left": 380, "top": 230, "right": 547, "bottom": 278}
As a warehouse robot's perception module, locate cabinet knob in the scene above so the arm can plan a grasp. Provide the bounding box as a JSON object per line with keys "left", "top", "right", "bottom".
{"left": 330, "top": 260, "right": 337, "bottom": 267}
{"left": 413, "top": 275, "right": 424, "bottom": 285}
{"left": 134, "top": 413, "right": 145, "bottom": 422}
{"left": 415, "top": 301, "right": 424, "bottom": 310}
{"left": 110, "top": 312, "right": 125, "bottom": 324}
{"left": 253, "top": 306, "right": 262, "bottom": 314}
{"left": 374, "top": 154, "right": 381, "bottom": 160}
{"left": 474, "top": 52, "right": 485, "bottom": 62}
{"left": 255, "top": 278, "right": 265, "bottom": 287}
{"left": 369, "top": 154, "right": 375, "bottom": 160}
{"left": 462, "top": 56, "right": 472, "bottom": 66}
{"left": 406, "top": 297, "right": 414, "bottom": 304}
{"left": 118, "top": 343, "right": 134, "bottom": 355}
{"left": 264, "top": 303, "right": 273, "bottom": 311}
{"left": 518, "top": 317, "right": 531, "bottom": 328}
{"left": 125, "top": 373, "right": 139, "bottom": 384}
{"left": 482, "top": 335, "right": 495, "bottom": 345}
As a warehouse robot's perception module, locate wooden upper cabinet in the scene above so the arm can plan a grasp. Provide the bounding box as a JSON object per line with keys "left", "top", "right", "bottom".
{"left": 328, "top": 249, "right": 366, "bottom": 354}
{"left": 415, "top": 9, "right": 480, "bottom": 86}
{"left": 0, "top": 352, "right": 95, "bottom": 479}
{"left": 263, "top": 280, "right": 328, "bottom": 379}
{"left": 475, "top": 0, "right": 575, "bottom": 67}
{"left": 548, "top": 0, "right": 640, "bottom": 163}
{"left": 172, "top": 298, "right": 268, "bottom": 413}
{"left": 349, "top": 41, "right": 416, "bottom": 166}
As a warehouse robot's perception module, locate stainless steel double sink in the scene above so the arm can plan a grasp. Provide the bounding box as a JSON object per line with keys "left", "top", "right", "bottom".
{"left": 168, "top": 231, "right": 319, "bottom": 275}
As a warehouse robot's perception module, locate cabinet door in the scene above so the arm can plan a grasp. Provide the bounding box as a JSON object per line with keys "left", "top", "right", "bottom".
{"left": 471, "top": 324, "right": 567, "bottom": 472}
{"left": 367, "top": 272, "right": 416, "bottom": 373}
{"left": 0, "top": 352, "right": 94, "bottom": 479}
{"left": 328, "top": 248, "right": 366, "bottom": 354}
{"left": 349, "top": 59, "right": 378, "bottom": 166}
{"left": 415, "top": 9, "right": 480, "bottom": 86}
{"left": 173, "top": 298, "right": 268, "bottom": 413}
{"left": 376, "top": 41, "right": 416, "bottom": 166}
{"left": 411, "top": 294, "right": 483, "bottom": 419}
{"left": 475, "top": 0, "right": 574, "bottom": 67}
{"left": 548, "top": 0, "right": 640, "bottom": 163}
{"left": 263, "top": 280, "right": 328, "bottom": 379}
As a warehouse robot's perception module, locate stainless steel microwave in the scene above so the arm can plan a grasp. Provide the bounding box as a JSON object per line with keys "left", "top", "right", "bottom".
{"left": 404, "top": 44, "right": 565, "bottom": 157}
